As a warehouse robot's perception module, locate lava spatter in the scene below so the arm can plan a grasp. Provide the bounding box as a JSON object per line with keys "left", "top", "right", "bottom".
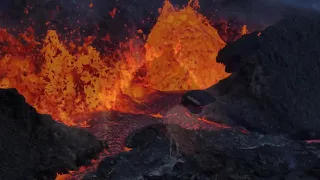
{"left": 0, "top": 0, "right": 230, "bottom": 126}
{"left": 145, "top": 0, "right": 229, "bottom": 91}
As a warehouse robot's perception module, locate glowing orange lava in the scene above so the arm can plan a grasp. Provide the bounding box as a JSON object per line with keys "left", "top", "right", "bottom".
{"left": 55, "top": 174, "right": 71, "bottom": 180}
{"left": 0, "top": 0, "right": 230, "bottom": 126}
{"left": 145, "top": 0, "right": 229, "bottom": 91}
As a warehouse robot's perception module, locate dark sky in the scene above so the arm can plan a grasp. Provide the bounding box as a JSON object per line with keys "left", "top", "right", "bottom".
{"left": 0, "top": 0, "right": 319, "bottom": 44}
{"left": 1, "top": 0, "right": 320, "bottom": 26}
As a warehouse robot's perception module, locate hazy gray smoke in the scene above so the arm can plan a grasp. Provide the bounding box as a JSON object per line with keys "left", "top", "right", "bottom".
{"left": 271, "top": 0, "right": 320, "bottom": 11}
{"left": 211, "top": 0, "right": 320, "bottom": 30}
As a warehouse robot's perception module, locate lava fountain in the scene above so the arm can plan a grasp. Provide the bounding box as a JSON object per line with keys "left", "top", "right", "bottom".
{"left": 0, "top": 0, "right": 233, "bottom": 127}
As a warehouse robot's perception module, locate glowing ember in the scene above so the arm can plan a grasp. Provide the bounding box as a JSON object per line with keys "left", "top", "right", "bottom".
{"left": 241, "top": 25, "right": 248, "bottom": 35}
{"left": 55, "top": 174, "right": 71, "bottom": 180}
{"left": 109, "top": 8, "right": 117, "bottom": 19}
{"left": 124, "top": 147, "right": 133, "bottom": 152}
{"left": 0, "top": 0, "right": 230, "bottom": 126}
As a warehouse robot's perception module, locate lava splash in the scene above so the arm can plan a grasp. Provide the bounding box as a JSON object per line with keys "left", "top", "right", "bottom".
{"left": 0, "top": 0, "right": 230, "bottom": 126}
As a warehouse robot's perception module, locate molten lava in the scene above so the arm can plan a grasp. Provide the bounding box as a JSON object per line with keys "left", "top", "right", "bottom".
{"left": 0, "top": 0, "right": 230, "bottom": 126}
{"left": 144, "top": 0, "right": 228, "bottom": 91}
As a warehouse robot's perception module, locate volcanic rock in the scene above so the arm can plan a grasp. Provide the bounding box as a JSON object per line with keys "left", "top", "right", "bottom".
{"left": 181, "top": 90, "right": 217, "bottom": 114}
{"left": 0, "top": 88, "right": 106, "bottom": 180}
{"left": 204, "top": 15, "right": 320, "bottom": 139}
{"left": 91, "top": 124, "right": 203, "bottom": 180}
{"left": 88, "top": 124, "right": 320, "bottom": 180}
{"left": 125, "top": 124, "right": 167, "bottom": 149}
{"left": 168, "top": 125, "right": 320, "bottom": 179}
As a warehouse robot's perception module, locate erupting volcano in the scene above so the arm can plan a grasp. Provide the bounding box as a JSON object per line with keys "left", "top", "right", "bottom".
{"left": 0, "top": 0, "right": 235, "bottom": 126}
{"left": 3, "top": 0, "right": 320, "bottom": 180}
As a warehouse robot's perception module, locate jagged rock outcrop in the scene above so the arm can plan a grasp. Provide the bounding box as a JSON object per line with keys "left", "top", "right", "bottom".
{"left": 206, "top": 15, "right": 320, "bottom": 139}
{"left": 0, "top": 88, "right": 107, "bottom": 180}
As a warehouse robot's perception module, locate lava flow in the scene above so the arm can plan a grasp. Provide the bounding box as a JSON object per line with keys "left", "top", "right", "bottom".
{"left": 0, "top": 0, "right": 235, "bottom": 126}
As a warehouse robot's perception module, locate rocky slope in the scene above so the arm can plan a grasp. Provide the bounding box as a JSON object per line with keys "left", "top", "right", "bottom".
{"left": 0, "top": 88, "right": 107, "bottom": 180}
{"left": 205, "top": 14, "right": 320, "bottom": 139}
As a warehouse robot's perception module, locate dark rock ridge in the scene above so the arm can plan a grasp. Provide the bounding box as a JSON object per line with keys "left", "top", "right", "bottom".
{"left": 205, "top": 15, "right": 320, "bottom": 139}
{"left": 86, "top": 124, "right": 320, "bottom": 180}
{"left": 0, "top": 88, "right": 106, "bottom": 180}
